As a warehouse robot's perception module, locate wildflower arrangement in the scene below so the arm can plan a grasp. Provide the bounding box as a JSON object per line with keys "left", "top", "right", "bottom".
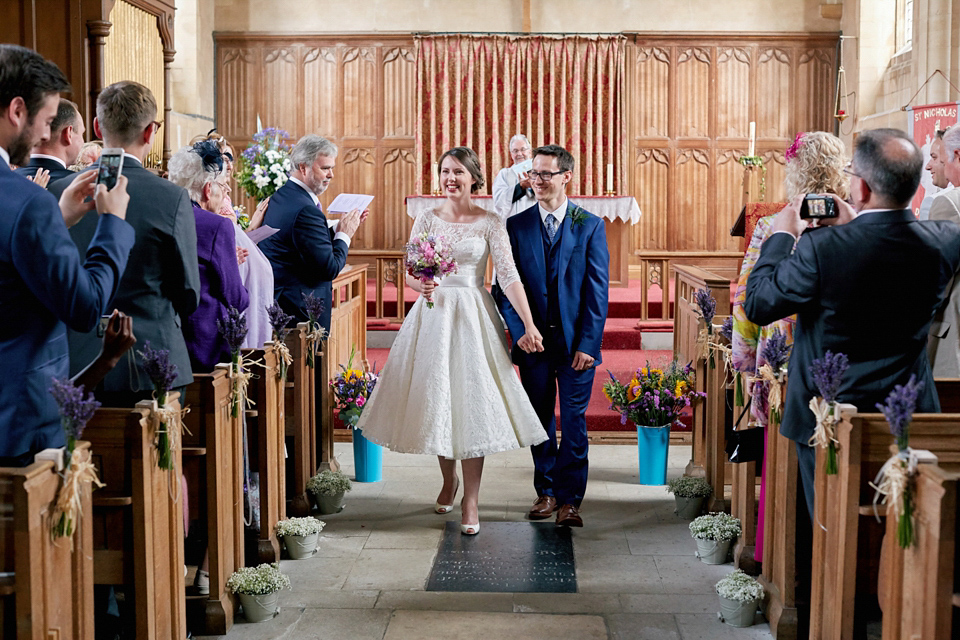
{"left": 666, "top": 476, "right": 713, "bottom": 499}
{"left": 302, "top": 292, "right": 326, "bottom": 368}
{"left": 225, "top": 563, "right": 291, "bottom": 596}
{"left": 716, "top": 569, "right": 765, "bottom": 602}
{"left": 757, "top": 328, "right": 791, "bottom": 428}
{"left": 873, "top": 375, "right": 924, "bottom": 548}
{"left": 808, "top": 351, "right": 849, "bottom": 475}
{"left": 217, "top": 306, "right": 250, "bottom": 418}
{"left": 694, "top": 288, "right": 717, "bottom": 369}
{"left": 138, "top": 341, "right": 181, "bottom": 471}
{"left": 404, "top": 232, "right": 458, "bottom": 309}
{"left": 689, "top": 512, "right": 742, "bottom": 542}
{"left": 266, "top": 302, "right": 294, "bottom": 380}
{"left": 307, "top": 470, "right": 352, "bottom": 497}
{"left": 602, "top": 360, "right": 704, "bottom": 428}
{"left": 49, "top": 378, "right": 103, "bottom": 539}
{"left": 235, "top": 127, "right": 292, "bottom": 201}
{"left": 234, "top": 204, "right": 250, "bottom": 230}
{"left": 329, "top": 346, "right": 378, "bottom": 428}
{"left": 274, "top": 517, "right": 325, "bottom": 538}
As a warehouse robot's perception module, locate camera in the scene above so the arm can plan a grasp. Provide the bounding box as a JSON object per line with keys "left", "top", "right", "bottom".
{"left": 799, "top": 194, "right": 837, "bottom": 220}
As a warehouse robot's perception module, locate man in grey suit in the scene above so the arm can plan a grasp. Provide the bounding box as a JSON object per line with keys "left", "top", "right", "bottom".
{"left": 50, "top": 81, "right": 200, "bottom": 403}
{"left": 928, "top": 126, "right": 960, "bottom": 376}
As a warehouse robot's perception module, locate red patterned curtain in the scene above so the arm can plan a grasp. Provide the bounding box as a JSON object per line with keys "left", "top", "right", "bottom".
{"left": 416, "top": 34, "right": 625, "bottom": 196}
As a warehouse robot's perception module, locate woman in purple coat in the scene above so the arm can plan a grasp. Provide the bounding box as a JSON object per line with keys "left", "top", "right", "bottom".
{"left": 167, "top": 141, "right": 249, "bottom": 372}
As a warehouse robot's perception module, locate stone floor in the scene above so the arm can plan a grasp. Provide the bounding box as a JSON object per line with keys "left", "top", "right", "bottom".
{"left": 200, "top": 443, "right": 773, "bottom": 640}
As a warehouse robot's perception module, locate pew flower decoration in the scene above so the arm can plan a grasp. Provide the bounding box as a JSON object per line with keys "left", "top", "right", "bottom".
{"left": 872, "top": 375, "right": 923, "bottom": 548}
{"left": 226, "top": 563, "right": 292, "bottom": 596}
{"left": 236, "top": 127, "right": 292, "bottom": 201}
{"left": 137, "top": 340, "right": 186, "bottom": 472}
{"left": 49, "top": 378, "right": 104, "bottom": 540}
{"left": 302, "top": 292, "right": 327, "bottom": 369}
{"left": 693, "top": 287, "right": 717, "bottom": 369}
{"left": 757, "top": 328, "right": 791, "bottom": 428}
{"left": 405, "top": 232, "right": 458, "bottom": 309}
{"left": 266, "top": 302, "right": 294, "bottom": 380}
{"left": 807, "top": 351, "right": 849, "bottom": 475}
{"left": 217, "top": 306, "right": 252, "bottom": 418}
{"left": 603, "top": 360, "right": 704, "bottom": 428}
{"left": 329, "top": 345, "right": 378, "bottom": 428}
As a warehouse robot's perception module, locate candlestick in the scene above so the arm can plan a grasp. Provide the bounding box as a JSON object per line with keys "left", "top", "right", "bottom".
{"left": 606, "top": 163, "right": 614, "bottom": 193}
{"left": 748, "top": 121, "right": 756, "bottom": 157}
{"left": 431, "top": 166, "right": 439, "bottom": 195}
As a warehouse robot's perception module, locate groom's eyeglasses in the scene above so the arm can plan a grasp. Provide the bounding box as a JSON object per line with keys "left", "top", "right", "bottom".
{"left": 529, "top": 170, "right": 565, "bottom": 182}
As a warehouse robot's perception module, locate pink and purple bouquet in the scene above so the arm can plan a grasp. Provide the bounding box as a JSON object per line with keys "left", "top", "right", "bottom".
{"left": 404, "top": 232, "right": 458, "bottom": 309}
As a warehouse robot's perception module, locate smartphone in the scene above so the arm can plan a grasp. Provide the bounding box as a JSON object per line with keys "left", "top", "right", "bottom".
{"left": 97, "top": 148, "right": 124, "bottom": 191}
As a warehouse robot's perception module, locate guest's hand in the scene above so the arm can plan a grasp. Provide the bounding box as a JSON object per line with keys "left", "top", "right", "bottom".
{"left": 29, "top": 167, "right": 50, "bottom": 188}
{"left": 339, "top": 207, "right": 363, "bottom": 237}
{"left": 518, "top": 172, "right": 532, "bottom": 189}
{"left": 59, "top": 170, "right": 98, "bottom": 227}
{"left": 770, "top": 195, "right": 807, "bottom": 238}
{"left": 95, "top": 174, "right": 130, "bottom": 221}
{"left": 236, "top": 247, "right": 249, "bottom": 265}
{"left": 100, "top": 310, "right": 136, "bottom": 367}
{"left": 517, "top": 325, "right": 544, "bottom": 353}
{"left": 247, "top": 197, "right": 270, "bottom": 231}
{"left": 572, "top": 350, "right": 595, "bottom": 371}
{"left": 818, "top": 194, "right": 857, "bottom": 227}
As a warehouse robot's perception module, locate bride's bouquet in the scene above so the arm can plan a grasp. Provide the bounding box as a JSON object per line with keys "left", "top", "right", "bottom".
{"left": 404, "top": 232, "right": 458, "bottom": 309}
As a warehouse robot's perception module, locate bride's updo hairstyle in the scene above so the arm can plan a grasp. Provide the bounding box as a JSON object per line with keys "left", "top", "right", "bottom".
{"left": 438, "top": 146, "right": 485, "bottom": 193}
{"left": 783, "top": 131, "right": 849, "bottom": 200}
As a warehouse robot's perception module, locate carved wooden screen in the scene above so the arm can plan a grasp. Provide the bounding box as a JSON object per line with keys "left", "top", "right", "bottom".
{"left": 626, "top": 34, "right": 838, "bottom": 254}
{"left": 214, "top": 34, "right": 417, "bottom": 251}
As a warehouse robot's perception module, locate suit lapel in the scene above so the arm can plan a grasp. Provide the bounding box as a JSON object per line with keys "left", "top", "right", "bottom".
{"left": 517, "top": 209, "right": 547, "bottom": 309}
{"left": 558, "top": 200, "right": 577, "bottom": 279}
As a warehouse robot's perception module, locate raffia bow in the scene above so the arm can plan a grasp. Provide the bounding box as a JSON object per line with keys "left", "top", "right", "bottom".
{"left": 708, "top": 332, "right": 732, "bottom": 379}
{"left": 52, "top": 447, "right": 104, "bottom": 546}
{"left": 140, "top": 400, "right": 191, "bottom": 501}
{"left": 229, "top": 353, "right": 262, "bottom": 417}
{"left": 869, "top": 450, "right": 917, "bottom": 547}
{"left": 304, "top": 324, "right": 327, "bottom": 368}
{"left": 808, "top": 397, "right": 840, "bottom": 474}
{"left": 757, "top": 363, "right": 784, "bottom": 427}
{"left": 274, "top": 340, "right": 293, "bottom": 378}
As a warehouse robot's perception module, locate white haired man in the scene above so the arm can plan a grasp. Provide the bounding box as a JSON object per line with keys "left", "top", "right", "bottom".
{"left": 492, "top": 134, "right": 537, "bottom": 223}
{"left": 927, "top": 126, "right": 960, "bottom": 376}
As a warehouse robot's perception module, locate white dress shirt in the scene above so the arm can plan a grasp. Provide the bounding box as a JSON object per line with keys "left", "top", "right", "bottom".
{"left": 0, "top": 146, "right": 10, "bottom": 167}
{"left": 539, "top": 197, "right": 568, "bottom": 226}
{"left": 30, "top": 153, "right": 67, "bottom": 168}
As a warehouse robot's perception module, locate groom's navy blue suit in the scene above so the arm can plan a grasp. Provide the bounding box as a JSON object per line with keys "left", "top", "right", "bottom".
{"left": 498, "top": 201, "right": 609, "bottom": 507}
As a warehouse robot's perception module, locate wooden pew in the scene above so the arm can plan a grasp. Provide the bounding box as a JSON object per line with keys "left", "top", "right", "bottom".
{"left": 879, "top": 461, "right": 959, "bottom": 640}
{"left": 245, "top": 346, "right": 286, "bottom": 563}
{"left": 84, "top": 399, "right": 187, "bottom": 640}
{"left": 673, "top": 264, "right": 731, "bottom": 478}
{"left": 182, "top": 369, "right": 243, "bottom": 636}
{"left": 810, "top": 409, "right": 960, "bottom": 640}
{"left": 0, "top": 444, "right": 95, "bottom": 640}
{"left": 731, "top": 376, "right": 761, "bottom": 573}
{"left": 284, "top": 325, "right": 317, "bottom": 516}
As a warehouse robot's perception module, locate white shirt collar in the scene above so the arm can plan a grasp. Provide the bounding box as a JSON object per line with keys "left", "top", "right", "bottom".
{"left": 0, "top": 147, "right": 9, "bottom": 167}
{"left": 288, "top": 176, "right": 320, "bottom": 207}
{"left": 539, "top": 197, "right": 568, "bottom": 224}
{"left": 30, "top": 153, "right": 66, "bottom": 168}
{"left": 123, "top": 152, "right": 143, "bottom": 166}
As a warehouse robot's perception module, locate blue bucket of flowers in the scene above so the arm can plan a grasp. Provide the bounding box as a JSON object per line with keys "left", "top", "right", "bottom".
{"left": 330, "top": 347, "right": 381, "bottom": 482}
{"left": 603, "top": 361, "right": 705, "bottom": 485}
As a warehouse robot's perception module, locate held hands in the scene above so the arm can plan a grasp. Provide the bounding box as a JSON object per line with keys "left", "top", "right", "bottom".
{"left": 517, "top": 325, "right": 545, "bottom": 354}
{"left": 572, "top": 350, "right": 595, "bottom": 371}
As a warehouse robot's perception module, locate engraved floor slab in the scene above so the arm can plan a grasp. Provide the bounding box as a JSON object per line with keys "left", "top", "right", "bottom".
{"left": 426, "top": 521, "right": 577, "bottom": 593}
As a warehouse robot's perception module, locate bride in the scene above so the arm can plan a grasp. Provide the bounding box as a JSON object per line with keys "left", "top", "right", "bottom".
{"left": 356, "top": 146, "right": 547, "bottom": 534}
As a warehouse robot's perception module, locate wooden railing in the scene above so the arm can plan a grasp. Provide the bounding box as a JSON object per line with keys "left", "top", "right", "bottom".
{"left": 348, "top": 250, "right": 405, "bottom": 323}
{"left": 636, "top": 251, "right": 740, "bottom": 321}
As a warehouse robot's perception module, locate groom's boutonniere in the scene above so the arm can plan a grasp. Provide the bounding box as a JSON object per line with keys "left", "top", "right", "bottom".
{"left": 570, "top": 205, "right": 587, "bottom": 228}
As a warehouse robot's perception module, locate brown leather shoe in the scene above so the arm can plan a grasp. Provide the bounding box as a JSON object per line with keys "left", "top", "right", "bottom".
{"left": 528, "top": 496, "right": 558, "bottom": 520}
{"left": 556, "top": 504, "right": 583, "bottom": 527}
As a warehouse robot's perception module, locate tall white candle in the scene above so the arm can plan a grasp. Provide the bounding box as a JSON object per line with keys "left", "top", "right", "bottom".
{"left": 431, "top": 165, "right": 439, "bottom": 194}
{"left": 748, "top": 121, "right": 756, "bottom": 157}
{"left": 606, "top": 163, "right": 614, "bottom": 192}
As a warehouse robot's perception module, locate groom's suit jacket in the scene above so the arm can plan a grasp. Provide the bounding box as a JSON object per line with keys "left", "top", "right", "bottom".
{"left": 499, "top": 201, "right": 609, "bottom": 365}
{"left": 744, "top": 210, "right": 960, "bottom": 445}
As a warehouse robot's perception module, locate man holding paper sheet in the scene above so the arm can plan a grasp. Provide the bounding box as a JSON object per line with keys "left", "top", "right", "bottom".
{"left": 258, "top": 134, "right": 368, "bottom": 332}
{"left": 493, "top": 134, "right": 537, "bottom": 223}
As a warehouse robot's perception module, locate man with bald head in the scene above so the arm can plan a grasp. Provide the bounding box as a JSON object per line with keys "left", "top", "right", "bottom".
{"left": 744, "top": 128, "right": 960, "bottom": 518}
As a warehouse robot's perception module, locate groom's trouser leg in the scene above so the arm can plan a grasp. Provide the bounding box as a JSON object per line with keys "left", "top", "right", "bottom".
{"left": 519, "top": 357, "right": 558, "bottom": 498}
{"left": 554, "top": 363, "right": 594, "bottom": 507}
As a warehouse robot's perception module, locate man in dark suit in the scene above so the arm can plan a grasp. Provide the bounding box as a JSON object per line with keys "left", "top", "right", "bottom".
{"left": 497, "top": 144, "right": 610, "bottom": 527}
{"left": 0, "top": 45, "right": 135, "bottom": 464}
{"left": 50, "top": 81, "right": 200, "bottom": 403}
{"left": 14, "top": 97, "right": 83, "bottom": 185}
{"left": 258, "top": 134, "right": 365, "bottom": 332}
{"left": 744, "top": 128, "right": 960, "bottom": 519}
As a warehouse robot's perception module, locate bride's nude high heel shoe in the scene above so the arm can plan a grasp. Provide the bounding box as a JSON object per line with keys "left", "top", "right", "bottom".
{"left": 435, "top": 476, "right": 460, "bottom": 514}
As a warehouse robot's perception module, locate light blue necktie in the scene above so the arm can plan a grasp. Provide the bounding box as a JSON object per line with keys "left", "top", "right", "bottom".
{"left": 545, "top": 213, "right": 557, "bottom": 244}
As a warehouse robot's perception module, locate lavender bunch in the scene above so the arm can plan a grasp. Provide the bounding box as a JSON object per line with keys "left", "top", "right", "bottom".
{"left": 137, "top": 341, "right": 179, "bottom": 470}
{"left": 761, "top": 328, "right": 791, "bottom": 373}
{"left": 719, "top": 316, "right": 733, "bottom": 344}
{"left": 266, "top": 302, "right": 293, "bottom": 341}
{"left": 302, "top": 292, "right": 325, "bottom": 368}
{"left": 876, "top": 375, "right": 924, "bottom": 548}
{"left": 694, "top": 287, "right": 716, "bottom": 326}
{"left": 809, "top": 351, "right": 849, "bottom": 475}
{"left": 217, "top": 307, "right": 248, "bottom": 358}
{"left": 50, "top": 378, "right": 100, "bottom": 453}
{"left": 876, "top": 374, "right": 923, "bottom": 453}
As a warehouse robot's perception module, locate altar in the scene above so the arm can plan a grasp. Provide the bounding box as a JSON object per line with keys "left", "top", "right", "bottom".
{"left": 405, "top": 195, "right": 641, "bottom": 287}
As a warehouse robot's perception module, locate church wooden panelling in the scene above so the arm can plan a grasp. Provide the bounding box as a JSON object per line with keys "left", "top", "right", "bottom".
{"left": 303, "top": 47, "right": 339, "bottom": 137}
{"left": 634, "top": 148, "right": 670, "bottom": 251}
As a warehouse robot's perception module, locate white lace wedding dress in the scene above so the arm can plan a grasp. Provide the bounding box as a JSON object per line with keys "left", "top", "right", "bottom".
{"left": 355, "top": 209, "right": 548, "bottom": 459}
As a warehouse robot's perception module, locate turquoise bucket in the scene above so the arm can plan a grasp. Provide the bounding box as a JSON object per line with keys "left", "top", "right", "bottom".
{"left": 636, "top": 424, "right": 671, "bottom": 485}
{"left": 353, "top": 429, "right": 383, "bottom": 482}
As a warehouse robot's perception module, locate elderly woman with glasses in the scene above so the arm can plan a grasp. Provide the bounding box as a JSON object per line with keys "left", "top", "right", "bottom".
{"left": 167, "top": 141, "right": 250, "bottom": 372}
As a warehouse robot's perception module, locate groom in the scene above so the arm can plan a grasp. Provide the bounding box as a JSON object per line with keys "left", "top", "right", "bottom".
{"left": 498, "top": 144, "right": 609, "bottom": 527}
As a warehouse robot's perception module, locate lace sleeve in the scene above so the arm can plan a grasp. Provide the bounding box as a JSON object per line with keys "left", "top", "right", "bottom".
{"left": 485, "top": 213, "right": 520, "bottom": 289}
{"left": 408, "top": 209, "right": 432, "bottom": 241}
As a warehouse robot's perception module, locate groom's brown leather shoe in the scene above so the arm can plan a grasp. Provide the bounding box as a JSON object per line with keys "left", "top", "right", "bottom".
{"left": 556, "top": 504, "right": 583, "bottom": 527}
{"left": 528, "top": 496, "right": 557, "bottom": 519}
